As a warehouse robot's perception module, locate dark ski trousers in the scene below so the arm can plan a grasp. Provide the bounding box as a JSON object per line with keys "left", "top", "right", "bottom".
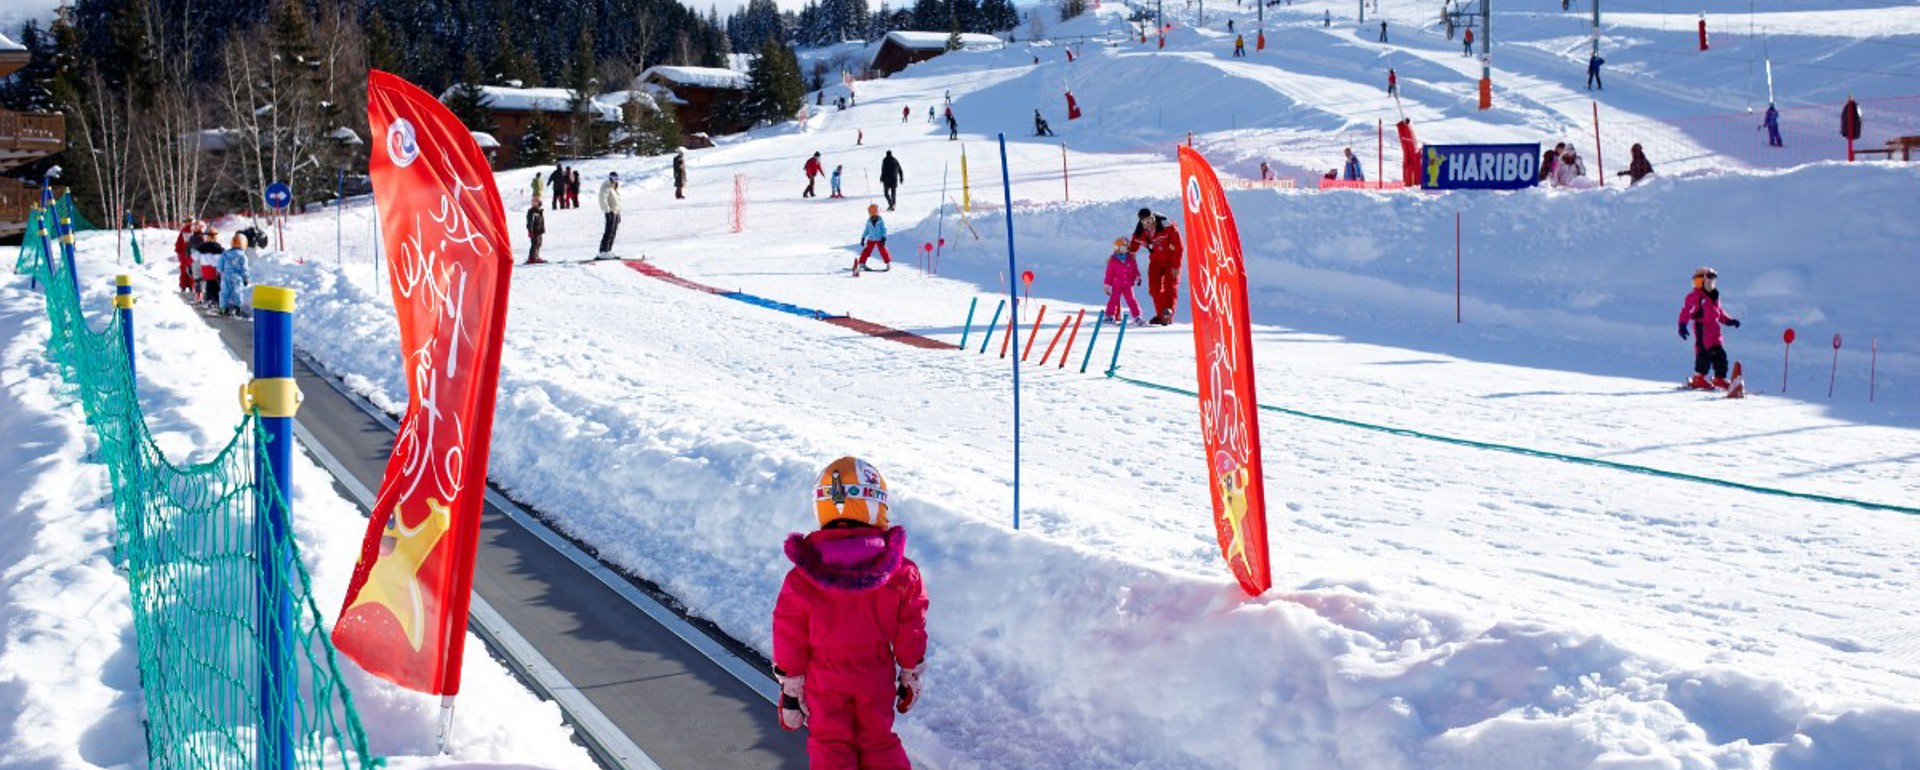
{"left": 805, "top": 177, "right": 817, "bottom": 197}
{"left": 1693, "top": 344, "right": 1729, "bottom": 379}
{"left": 883, "top": 184, "right": 898, "bottom": 210}
{"left": 599, "top": 213, "right": 620, "bottom": 254}
{"left": 527, "top": 232, "right": 542, "bottom": 262}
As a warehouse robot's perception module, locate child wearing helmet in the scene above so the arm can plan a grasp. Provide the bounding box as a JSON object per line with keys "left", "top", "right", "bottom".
{"left": 1102, "top": 237, "right": 1144, "bottom": 326}
{"left": 1678, "top": 266, "right": 1741, "bottom": 389}
{"left": 854, "top": 205, "right": 891, "bottom": 275}
{"left": 773, "top": 457, "right": 929, "bottom": 770}
{"left": 830, "top": 165, "right": 845, "bottom": 199}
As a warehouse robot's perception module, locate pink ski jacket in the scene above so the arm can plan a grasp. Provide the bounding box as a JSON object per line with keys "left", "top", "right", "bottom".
{"left": 1678, "top": 288, "right": 1732, "bottom": 349}
{"left": 774, "top": 526, "right": 928, "bottom": 681}
{"left": 1103, "top": 251, "right": 1140, "bottom": 290}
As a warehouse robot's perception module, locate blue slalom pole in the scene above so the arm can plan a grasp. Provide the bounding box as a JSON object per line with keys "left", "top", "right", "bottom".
{"left": 959, "top": 296, "right": 979, "bottom": 349}
{"left": 55, "top": 198, "right": 81, "bottom": 303}
{"left": 1079, "top": 312, "right": 1106, "bottom": 373}
{"left": 998, "top": 134, "right": 1021, "bottom": 531}
{"left": 114, "top": 275, "right": 135, "bottom": 384}
{"left": 1106, "top": 317, "right": 1129, "bottom": 377}
{"left": 250, "top": 285, "right": 298, "bottom": 770}
{"left": 979, "top": 299, "right": 1006, "bottom": 354}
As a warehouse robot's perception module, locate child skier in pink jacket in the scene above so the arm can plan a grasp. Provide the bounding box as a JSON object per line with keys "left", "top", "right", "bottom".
{"left": 1677, "top": 265, "right": 1741, "bottom": 389}
{"left": 774, "top": 456, "right": 929, "bottom": 770}
{"left": 1102, "top": 237, "right": 1144, "bottom": 325}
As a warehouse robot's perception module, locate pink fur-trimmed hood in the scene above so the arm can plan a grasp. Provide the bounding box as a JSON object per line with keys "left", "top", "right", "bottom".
{"left": 784, "top": 526, "right": 907, "bottom": 592}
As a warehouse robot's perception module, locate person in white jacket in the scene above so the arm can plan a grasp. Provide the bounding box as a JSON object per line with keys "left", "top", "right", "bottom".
{"left": 597, "top": 171, "right": 623, "bottom": 259}
{"left": 1551, "top": 145, "right": 1597, "bottom": 189}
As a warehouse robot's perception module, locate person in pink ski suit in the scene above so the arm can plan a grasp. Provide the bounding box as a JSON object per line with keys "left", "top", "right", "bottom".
{"left": 774, "top": 456, "right": 929, "bottom": 770}
{"left": 1677, "top": 265, "right": 1741, "bottom": 388}
{"left": 1102, "top": 237, "right": 1143, "bottom": 325}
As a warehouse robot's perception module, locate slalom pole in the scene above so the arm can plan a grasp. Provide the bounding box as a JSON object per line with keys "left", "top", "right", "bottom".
{"left": 115, "top": 275, "right": 136, "bottom": 384}
{"left": 336, "top": 169, "right": 344, "bottom": 265}
{"left": 1593, "top": 101, "right": 1605, "bottom": 185}
{"left": 980, "top": 299, "right": 1006, "bottom": 354}
{"left": 998, "top": 133, "right": 1023, "bottom": 531}
{"left": 1828, "top": 334, "right": 1841, "bottom": 398}
{"left": 1080, "top": 312, "right": 1107, "bottom": 373}
{"left": 1377, "top": 119, "right": 1384, "bottom": 187}
{"left": 1044, "top": 311, "right": 1075, "bottom": 366}
{"left": 1870, "top": 337, "right": 1878, "bottom": 402}
{"left": 1059, "top": 310, "right": 1086, "bottom": 368}
{"left": 959, "top": 296, "right": 980, "bottom": 349}
{"left": 1061, "top": 143, "right": 1070, "bottom": 203}
{"left": 1105, "top": 314, "right": 1129, "bottom": 377}
{"left": 1455, "top": 212, "right": 1462, "bottom": 323}
{"left": 250, "top": 285, "right": 299, "bottom": 770}
{"left": 935, "top": 163, "right": 949, "bottom": 272}
{"left": 1022, "top": 305, "right": 1049, "bottom": 361}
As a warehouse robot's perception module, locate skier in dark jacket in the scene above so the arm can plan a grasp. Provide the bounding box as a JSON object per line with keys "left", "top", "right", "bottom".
{"left": 879, "top": 151, "right": 904, "bottom": 211}
{"left": 525, "top": 198, "right": 546, "bottom": 264}
{"left": 1762, "top": 103, "right": 1783, "bottom": 147}
{"left": 1586, "top": 53, "right": 1605, "bottom": 90}
{"left": 672, "top": 150, "right": 687, "bottom": 199}
{"left": 1616, "top": 143, "right": 1654, "bottom": 186}
{"left": 549, "top": 165, "right": 566, "bottom": 209}
{"left": 1678, "top": 266, "right": 1741, "bottom": 389}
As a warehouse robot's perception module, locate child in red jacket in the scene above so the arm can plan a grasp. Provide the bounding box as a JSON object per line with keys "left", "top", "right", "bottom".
{"left": 774, "top": 457, "right": 929, "bottom": 770}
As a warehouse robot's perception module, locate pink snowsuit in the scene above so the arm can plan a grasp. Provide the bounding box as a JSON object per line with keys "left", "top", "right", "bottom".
{"left": 1677, "top": 288, "right": 1732, "bottom": 349}
{"left": 774, "top": 525, "right": 929, "bottom": 770}
{"left": 1102, "top": 251, "right": 1142, "bottom": 322}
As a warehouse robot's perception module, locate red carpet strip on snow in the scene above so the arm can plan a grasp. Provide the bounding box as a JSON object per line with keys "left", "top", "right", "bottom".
{"left": 620, "top": 260, "right": 958, "bottom": 350}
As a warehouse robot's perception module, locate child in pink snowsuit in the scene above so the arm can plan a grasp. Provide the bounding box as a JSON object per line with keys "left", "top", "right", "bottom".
{"left": 1102, "top": 237, "right": 1143, "bottom": 325}
{"left": 774, "top": 456, "right": 929, "bottom": 770}
{"left": 1677, "top": 265, "right": 1741, "bottom": 388}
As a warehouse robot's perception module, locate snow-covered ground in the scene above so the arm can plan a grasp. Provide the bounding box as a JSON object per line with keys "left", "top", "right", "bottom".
{"left": 5, "top": 0, "right": 1919, "bottom": 768}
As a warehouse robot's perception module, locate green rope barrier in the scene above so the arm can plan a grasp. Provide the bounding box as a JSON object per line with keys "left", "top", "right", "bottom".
{"left": 13, "top": 202, "right": 381, "bottom": 770}
{"left": 1110, "top": 374, "right": 1920, "bottom": 516}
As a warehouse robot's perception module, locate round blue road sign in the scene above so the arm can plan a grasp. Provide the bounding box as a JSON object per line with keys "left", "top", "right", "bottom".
{"left": 264, "top": 181, "right": 293, "bottom": 209}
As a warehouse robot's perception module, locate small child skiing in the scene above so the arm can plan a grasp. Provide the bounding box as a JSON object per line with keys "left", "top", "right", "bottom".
{"left": 1677, "top": 266, "right": 1741, "bottom": 389}
{"left": 831, "top": 165, "right": 845, "bottom": 199}
{"left": 773, "top": 456, "right": 929, "bottom": 770}
{"left": 216, "top": 234, "right": 251, "bottom": 317}
{"left": 855, "top": 204, "right": 891, "bottom": 275}
{"left": 1102, "top": 237, "right": 1144, "bottom": 325}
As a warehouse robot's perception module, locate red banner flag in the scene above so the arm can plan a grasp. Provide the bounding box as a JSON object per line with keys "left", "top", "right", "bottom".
{"left": 1066, "top": 92, "right": 1082, "bottom": 120}
{"left": 1176, "top": 145, "right": 1272, "bottom": 597}
{"left": 332, "top": 70, "right": 516, "bottom": 695}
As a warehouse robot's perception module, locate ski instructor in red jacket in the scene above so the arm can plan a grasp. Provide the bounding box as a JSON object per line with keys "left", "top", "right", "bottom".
{"left": 1128, "top": 207, "right": 1185, "bottom": 325}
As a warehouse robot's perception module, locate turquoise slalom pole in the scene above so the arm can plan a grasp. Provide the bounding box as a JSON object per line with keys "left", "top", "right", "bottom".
{"left": 959, "top": 296, "right": 979, "bottom": 349}
{"left": 978, "top": 299, "right": 1006, "bottom": 354}
{"left": 1080, "top": 312, "right": 1106, "bottom": 373}
{"left": 114, "top": 275, "right": 135, "bottom": 385}
{"left": 250, "top": 285, "right": 299, "bottom": 770}
{"left": 1105, "top": 316, "right": 1129, "bottom": 377}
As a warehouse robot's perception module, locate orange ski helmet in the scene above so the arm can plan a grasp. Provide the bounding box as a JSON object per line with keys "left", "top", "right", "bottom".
{"left": 814, "top": 456, "right": 890, "bottom": 528}
{"left": 1692, "top": 266, "right": 1718, "bottom": 290}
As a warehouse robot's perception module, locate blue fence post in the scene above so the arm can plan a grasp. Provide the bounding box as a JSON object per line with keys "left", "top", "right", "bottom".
{"left": 56, "top": 199, "right": 81, "bottom": 303}
{"left": 250, "top": 285, "right": 299, "bottom": 770}
{"left": 997, "top": 134, "right": 1022, "bottom": 532}
{"left": 1079, "top": 313, "right": 1106, "bottom": 374}
{"left": 1105, "top": 317, "right": 1129, "bottom": 377}
{"left": 114, "top": 275, "right": 135, "bottom": 384}
{"left": 978, "top": 299, "right": 1006, "bottom": 354}
{"left": 959, "top": 296, "right": 979, "bottom": 349}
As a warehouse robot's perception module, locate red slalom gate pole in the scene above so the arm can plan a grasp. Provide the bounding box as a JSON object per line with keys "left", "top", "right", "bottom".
{"left": 1455, "top": 212, "right": 1462, "bottom": 323}
{"left": 1870, "top": 337, "right": 1878, "bottom": 402}
{"left": 1038, "top": 314, "right": 1072, "bottom": 365}
{"left": 1057, "top": 310, "right": 1086, "bottom": 368}
{"left": 1000, "top": 305, "right": 1017, "bottom": 357}
{"left": 1022, "top": 305, "right": 1049, "bottom": 361}
{"left": 1828, "top": 333, "right": 1842, "bottom": 398}
{"left": 1377, "top": 119, "right": 1384, "bottom": 188}
{"left": 1782, "top": 328, "right": 1795, "bottom": 393}
{"left": 1592, "top": 101, "right": 1605, "bottom": 186}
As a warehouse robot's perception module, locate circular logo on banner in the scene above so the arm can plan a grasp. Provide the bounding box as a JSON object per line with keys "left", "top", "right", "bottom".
{"left": 386, "top": 118, "right": 420, "bottom": 168}
{"left": 1184, "top": 175, "right": 1203, "bottom": 213}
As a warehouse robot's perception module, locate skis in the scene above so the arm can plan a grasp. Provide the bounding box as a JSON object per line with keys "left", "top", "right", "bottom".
{"left": 850, "top": 262, "right": 889, "bottom": 276}
{"left": 1678, "top": 360, "right": 1747, "bottom": 399}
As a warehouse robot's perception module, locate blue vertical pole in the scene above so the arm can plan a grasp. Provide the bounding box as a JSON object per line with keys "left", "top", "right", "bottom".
{"left": 1079, "top": 313, "right": 1106, "bottom": 373}
{"left": 997, "top": 134, "right": 1021, "bottom": 531}
{"left": 959, "top": 296, "right": 979, "bottom": 349}
{"left": 114, "top": 275, "right": 135, "bottom": 384}
{"left": 336, "top": 168, "right": 345, "bottom": 266}
{"left": 1106, "top": 317, "right": 1129, "bottom": 377}
{"left": 55, "top": 196, "right": 81, "bottom": 303}
{"left": 251, "top": 285, "right": 298, "bottom": 770}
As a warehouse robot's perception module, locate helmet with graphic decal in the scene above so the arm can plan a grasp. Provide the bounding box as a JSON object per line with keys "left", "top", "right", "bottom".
{"left": 1692, "top": 266, "right": 1717, "bottom": 290}
{"left": 814, "top": 456, "right": 890, "bottom": 529}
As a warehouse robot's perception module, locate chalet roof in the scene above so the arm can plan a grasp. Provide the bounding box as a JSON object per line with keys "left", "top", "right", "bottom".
{"left": 594, "top": 90, "right": 663, "bottom": 113}
{"left": 436, "top": 85, "right": 622, "bottom": 122}
{"left": 635, "top": 66, "right": 750, "bottom": 91}
{"left": 0, "top": 32, "right": 22, "bottom": 51}
{"left": 879, "top": 31, "right": 1005, "bottom": 52}
{"left": 471, "top": 131, "right": 500, "bottom": 149}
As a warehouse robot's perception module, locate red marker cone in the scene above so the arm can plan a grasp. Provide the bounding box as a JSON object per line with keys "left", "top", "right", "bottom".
{"left": 1726, "top": 361, "right": 1746, "bottom": 399}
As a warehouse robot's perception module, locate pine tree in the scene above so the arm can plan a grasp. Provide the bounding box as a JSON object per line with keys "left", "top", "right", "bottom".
{"left": 912, "top": 0, "right": 947, "bottom": 31}
{"left": 445, "top": 54, "right": 497, "bottom": 133}
{"left": 0, "top": 21, "right": 61, "bottom": 113}
{"left": 742, "top": 36, "right": 803, "bottom": 126}
{"left": 1060, "top": 0, "right": 1088, "bottom": 22}
{"left": 512, "top": 116, "right": 555, "bottom": 167}
{"left": 630, "top": 93, "right": 682, "bottom": 156}
{"left": 565, "top": 24, "right": 600, "bottom": 157}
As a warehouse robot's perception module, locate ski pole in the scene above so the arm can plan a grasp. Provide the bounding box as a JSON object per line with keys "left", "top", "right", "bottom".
{"left": 959, "top": 296, "right": 980, "bottom": 350}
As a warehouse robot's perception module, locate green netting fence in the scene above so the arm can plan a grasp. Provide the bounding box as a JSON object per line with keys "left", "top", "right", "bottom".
{"left": 13, "top": 199, "right": 380, "bottom": 770}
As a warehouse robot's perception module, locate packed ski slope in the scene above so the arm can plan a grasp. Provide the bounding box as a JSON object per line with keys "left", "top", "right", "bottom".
{"left": 5, "top": 0, "right": 1920, "bottom": 768}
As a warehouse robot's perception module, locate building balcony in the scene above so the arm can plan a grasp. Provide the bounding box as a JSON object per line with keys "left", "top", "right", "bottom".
{"left": 0, "top": 110, "right": 66, "bottom": 170}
